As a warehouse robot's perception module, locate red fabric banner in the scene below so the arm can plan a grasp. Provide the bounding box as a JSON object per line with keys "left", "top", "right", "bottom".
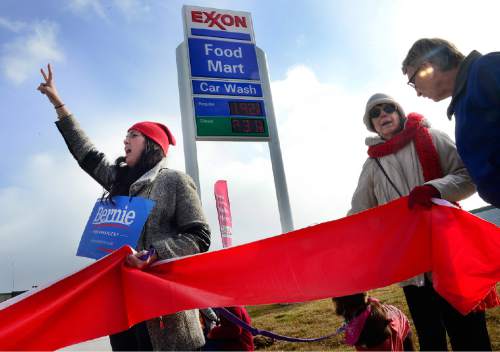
{"left": 0, "top": 198, "right": 498, "bottom": 350}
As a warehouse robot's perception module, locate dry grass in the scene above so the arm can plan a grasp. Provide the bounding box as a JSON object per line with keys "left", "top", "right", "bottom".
{"left": 247, "top": 284, "right": 499, "bottom": 351}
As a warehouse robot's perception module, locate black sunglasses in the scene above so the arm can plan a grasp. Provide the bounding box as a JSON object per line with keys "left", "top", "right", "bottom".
{"left": 369, "top": 104, "right": 397, "bottom": 119}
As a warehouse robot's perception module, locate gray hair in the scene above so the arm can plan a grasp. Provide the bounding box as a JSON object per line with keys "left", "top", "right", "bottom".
{"left": 402, "top": 38, "right": 465, "bottom": 74}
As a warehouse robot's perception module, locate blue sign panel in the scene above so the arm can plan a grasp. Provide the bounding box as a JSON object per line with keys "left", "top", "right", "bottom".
{"left": 191, "top": 28, "right": 252, "bottom": 41}
{"left": 194, "top": 97, "right": 265, "bottom": 117}
{"left": 188, "top": 38, "right": 260, "bottom": 80}
{"left": 192, "top": 80, "right": 262, "bottom": 97}
{"left": 77, "top": 196, "right": 155, "bottom": 260}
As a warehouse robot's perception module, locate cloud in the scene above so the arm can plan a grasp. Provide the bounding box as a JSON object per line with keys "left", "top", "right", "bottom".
{"left": 114, "top": 0, "right": 151, "bottom": 20}
{"left": 1, "top": 20, "right": 64, "bottom": 85}
{"left": 67, "top": 0, "right": 150, "bottom": 21}
{"left": 272, "top": 65, "right": 366, "bottom": 222}
{"left": 67, "top": 0, "right": 107, "bottom": 19}
{"left": 0, "top": 153, "right": 100, "bottom": 292}
{"left": 386, "top": 1, "right": 500, "bottom": 66}
{"left": 0, "top": 17, "right": 27, "bottom": 32}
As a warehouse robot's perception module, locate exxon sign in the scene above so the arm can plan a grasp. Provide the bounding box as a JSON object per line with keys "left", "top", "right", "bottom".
{"left": 184, "top": 5, "right": 255, "bottom": 43}
{"left": 191, "top": 10, "right": 248, "bottom": 30}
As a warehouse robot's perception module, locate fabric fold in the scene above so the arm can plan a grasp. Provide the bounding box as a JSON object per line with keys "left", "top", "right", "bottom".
{"left": 0, "top": 197, "right": 498, "bottom": 351}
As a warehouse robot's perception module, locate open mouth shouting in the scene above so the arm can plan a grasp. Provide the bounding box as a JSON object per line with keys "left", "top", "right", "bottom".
{"left": 123, "top": 130, "right": 146, "bottom": 167}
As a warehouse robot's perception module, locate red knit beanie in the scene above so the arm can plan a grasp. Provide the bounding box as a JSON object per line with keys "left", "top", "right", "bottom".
{"left": 128, "top": 121, "right": 176, "bottom": 156}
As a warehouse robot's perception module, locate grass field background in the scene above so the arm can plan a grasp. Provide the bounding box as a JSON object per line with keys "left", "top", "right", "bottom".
{"left": 248, "top": 284, "right": 499, "bottom": 351}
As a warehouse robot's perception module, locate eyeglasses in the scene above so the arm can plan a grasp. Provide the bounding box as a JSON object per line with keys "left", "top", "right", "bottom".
{"left": 407, "top": 65, "right": 423, "bottom": 88}
{"left": 369, "top": 104, "right": 396, "bottom": 119}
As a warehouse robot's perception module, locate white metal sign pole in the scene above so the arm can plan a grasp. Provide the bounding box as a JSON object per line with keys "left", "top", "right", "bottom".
{"left": 257, "top": 47, "right": 294, "bottom": 233}
{"left": 176, "top": 42, "right": 202, "bottom": 197}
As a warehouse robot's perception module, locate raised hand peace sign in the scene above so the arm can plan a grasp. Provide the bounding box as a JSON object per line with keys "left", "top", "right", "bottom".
{"left": 37, "top": 64, "right": 63, "bottom": 107}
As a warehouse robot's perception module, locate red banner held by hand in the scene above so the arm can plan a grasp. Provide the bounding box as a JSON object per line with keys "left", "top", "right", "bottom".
{"left": 0, "top": 198, "right": 498, "bottom": 350}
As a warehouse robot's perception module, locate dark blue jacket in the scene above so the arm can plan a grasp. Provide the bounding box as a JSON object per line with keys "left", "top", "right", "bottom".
{"left": 447, "top": 51, "right": 500, "bottom": 208}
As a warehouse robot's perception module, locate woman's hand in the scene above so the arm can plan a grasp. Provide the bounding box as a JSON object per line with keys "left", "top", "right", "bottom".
{"left": 408, "top": 185, "right": 440, "bottom": 209}
{"left": 37, "top": 63, "right": 63, "bottom": 107}
{"left": 125, "top": 248, "right": 158, "bottom": 269}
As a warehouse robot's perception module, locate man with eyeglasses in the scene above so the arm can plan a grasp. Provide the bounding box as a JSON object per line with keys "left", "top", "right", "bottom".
{"left": 402, "top": 38, "right": 500, "bottom": 209}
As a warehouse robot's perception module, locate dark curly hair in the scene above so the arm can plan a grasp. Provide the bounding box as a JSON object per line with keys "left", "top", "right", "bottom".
{"left": 104, "top": 136, "right": 165, "bottom": 201}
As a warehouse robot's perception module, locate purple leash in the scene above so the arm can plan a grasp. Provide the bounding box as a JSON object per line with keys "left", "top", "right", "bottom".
{"left": 213, "top": 307, "right": 346, "bottom": 343}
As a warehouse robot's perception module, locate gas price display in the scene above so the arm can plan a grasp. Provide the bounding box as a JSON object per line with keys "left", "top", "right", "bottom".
{"left": 231, "top": 118, "right": 265, "bottom": 133}
{"left": 192, "top": 97, "right": 268, "bottom": 138}
{"left": 229, "top": 101, "right": 263, "bottom": 116}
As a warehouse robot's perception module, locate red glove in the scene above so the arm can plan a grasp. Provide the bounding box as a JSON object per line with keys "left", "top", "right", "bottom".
{"left": 408, "top": 185, "right": 440, "bottom": 209}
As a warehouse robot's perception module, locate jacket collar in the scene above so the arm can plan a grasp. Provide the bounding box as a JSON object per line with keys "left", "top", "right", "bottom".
{"left": 365, "top": 135, "right": 385, "bottom": 147}
{"left": 447, "top": 50, "right": 482, "bottom": 119}
{"left": 129, "top": 158, "right": 168, "bottom": 195}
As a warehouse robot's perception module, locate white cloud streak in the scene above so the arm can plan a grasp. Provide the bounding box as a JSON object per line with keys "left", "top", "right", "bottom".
{"left": 0, "top": 153, "right": 99, "bottom": 291}
{"left": 67, "top": 0, "right": 107, "bottom": 19}
{"left": 0, "top": 17, "right": 27, "bottom": 32}
{"left": 67, "top": 0, "right": 150, "bottom": 20}
{"left": 1, "top": 20, "right": 64, "bottom": 85}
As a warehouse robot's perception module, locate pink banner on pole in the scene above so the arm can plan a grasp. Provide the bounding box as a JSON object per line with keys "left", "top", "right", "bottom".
{"left": 214, "top": 180, "right": 233, "bottom": 248}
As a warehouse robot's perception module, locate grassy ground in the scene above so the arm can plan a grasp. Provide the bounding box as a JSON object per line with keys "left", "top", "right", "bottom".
{"left": 247, "top": 284, "right": 499, "bottom": 351}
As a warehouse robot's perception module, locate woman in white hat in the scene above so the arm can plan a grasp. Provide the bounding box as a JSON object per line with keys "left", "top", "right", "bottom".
{"left": 348, "top": 93, "right": 492, "bottom": 351}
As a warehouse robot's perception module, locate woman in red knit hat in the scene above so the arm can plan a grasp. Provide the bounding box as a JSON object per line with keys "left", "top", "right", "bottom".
{"left": 37, "top": 64, "right": 211, "bottom": 351}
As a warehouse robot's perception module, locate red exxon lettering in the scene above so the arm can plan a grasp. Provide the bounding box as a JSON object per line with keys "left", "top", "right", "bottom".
{"left": 204, "top": 11, "right": 223, "bottom": 29}
{"left": 191, "top": 10, "right": 248, "bottom": 30}
{"left": 191, "top": 10, "right": 203, "bottom": 23}
{"left": 234, "top": 16, "right": 247, "bottom": 28}
{"left": 220, "top": 14, "right": 234, "bottom": 27}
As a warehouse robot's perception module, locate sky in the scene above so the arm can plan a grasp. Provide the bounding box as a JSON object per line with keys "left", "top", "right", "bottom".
{"left": 0, "top": 0, "right": 498, "bottom": 293}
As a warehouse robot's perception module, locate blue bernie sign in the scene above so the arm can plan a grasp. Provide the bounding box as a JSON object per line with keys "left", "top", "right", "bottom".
{"left": 77, "top": 196, "right": 155, "bottom": 260}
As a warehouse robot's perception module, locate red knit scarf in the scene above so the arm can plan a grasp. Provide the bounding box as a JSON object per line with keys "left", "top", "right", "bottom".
{"left": 368, "top": 113, "right": 443, "bottom": 182}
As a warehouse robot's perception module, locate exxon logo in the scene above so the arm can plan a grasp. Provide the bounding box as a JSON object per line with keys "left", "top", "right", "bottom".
{"left": 191, "top": 10, "right": 248, "bottom": 30}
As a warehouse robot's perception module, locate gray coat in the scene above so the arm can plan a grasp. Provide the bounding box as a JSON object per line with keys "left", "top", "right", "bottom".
{"left": 348, "top": 125, "right": 475, "bottom": 287}
{"left": 56, "top": 115, "right": 208, "bottom": 350}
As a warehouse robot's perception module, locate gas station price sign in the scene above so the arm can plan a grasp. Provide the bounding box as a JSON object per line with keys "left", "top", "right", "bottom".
{"left": 177, "top": 6, "right": 295, "bottom": 233}
{"left": 182, "top": 5, "right": 270, "bottom": 140}
{"left": 229, "top": 101, "right": 262, "bottom": 115}
{"left": 194, "top": 97, "right": 268, "bottom": 138}
{"left": 231, "top": 118, "right": 265, "bottom": 133}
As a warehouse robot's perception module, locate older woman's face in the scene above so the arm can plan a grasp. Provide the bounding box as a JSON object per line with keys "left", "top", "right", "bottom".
{"left": 370, "top": 104, "right": 401, "bottom": 140}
